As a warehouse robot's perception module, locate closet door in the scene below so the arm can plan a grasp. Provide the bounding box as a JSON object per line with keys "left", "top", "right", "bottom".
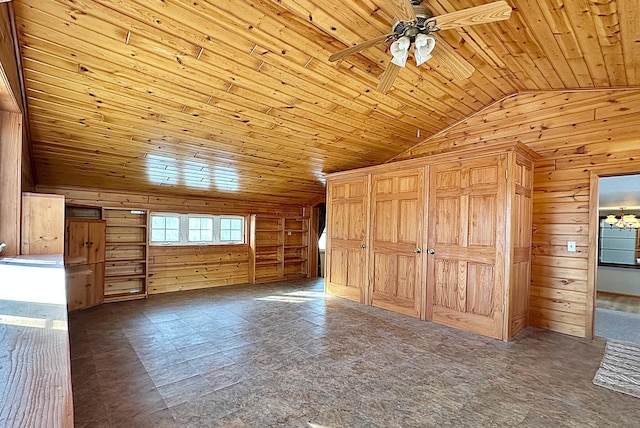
{"left": 325, "top": 176, "right": 369, "bottom": 302}
{"left": 426, "top": 155, "right": 507, "bottom": 339}
{"left": 369, "top": 168, "right": 424, "bottom": 318}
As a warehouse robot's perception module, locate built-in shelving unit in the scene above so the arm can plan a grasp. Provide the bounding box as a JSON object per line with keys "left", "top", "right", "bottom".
{"left": 102, "top": 208, "right": 149, "bottom": 301}
{"left": 284, "top": 217, "right": 310, "bottom": 279}
{"left": 250, "top": 215, "right": 310, "bottom": 283}
{"left": 250, "top": 216, "right": 284, "bottom": 283}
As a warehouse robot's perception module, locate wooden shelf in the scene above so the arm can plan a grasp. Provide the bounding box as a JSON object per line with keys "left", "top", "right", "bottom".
{"left": 105, "top": 273, "right": 146, "bottom": 280}
{"left": 284, "top": 245, "right": 307, "bottom": 249}
{"left": 256, "top": 243, "right": 282, "bottom": 248}
{"left": 255, "top": 259, "right": 282, "bottom": 265}
{"left": 285, "top": 258, "right": 307, "bottom": 263}
{"left": 105, "top": 241, "right": 147, "bottom": 245}
{"left": 103, "top": 293, "right": 146, "bottom": 302}
{"left": 255, "top": 228, "right": 282, "bottom": 232}
{"left": 106, "top": 224, "right": 147, "bottom": 228}
{"left": 285, "top": 229, "right": 308, "bottom": 233}
{"left": 106, "top": 258, "right": 147, "bottom": 263}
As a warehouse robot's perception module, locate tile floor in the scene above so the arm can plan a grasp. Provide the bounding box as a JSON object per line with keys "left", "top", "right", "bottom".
{"left": 70, "top": 278, "right": 640, "bottom": 427}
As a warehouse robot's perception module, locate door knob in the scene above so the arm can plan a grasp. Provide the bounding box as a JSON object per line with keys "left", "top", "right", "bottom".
{"left": 414, "top": 248, "right": 422, "bottom": 253}
{"left": 360, "top": 244, "right": 366, "bottom": 249}
{"left": 427, "top": 248, "right": 435, "bottom": 254}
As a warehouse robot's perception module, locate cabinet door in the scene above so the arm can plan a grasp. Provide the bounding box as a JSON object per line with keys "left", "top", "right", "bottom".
{"left": 325, "top": 176, "right": 369, "bottom": 303}
{"left": 426, "top": 155, "right": 507, "bottom": 339}
{"left": 65, "top": 221, "right": 89, "bottom": 265}
{"left": 66, "top": 263, "right": 104, "bottom": 311}
{"left": 369, "top": 168, "right": 424, "bottom": 317}
{"left": 87, "top": 222, "right": 106, "bottom": 264}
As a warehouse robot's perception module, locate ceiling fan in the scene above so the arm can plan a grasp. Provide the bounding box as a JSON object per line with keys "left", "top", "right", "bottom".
{"left": 328, "top": 0, "right": 512, "bottom": 93}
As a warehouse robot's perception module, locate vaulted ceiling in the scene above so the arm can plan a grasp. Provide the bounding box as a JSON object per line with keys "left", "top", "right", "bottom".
{"left": 12, "top": 0, "right": 640, "bottom": 204}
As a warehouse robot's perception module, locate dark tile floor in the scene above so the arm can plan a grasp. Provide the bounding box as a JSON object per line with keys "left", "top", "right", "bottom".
{"left": 70, "top": 278, "right": 640, "bottom": 427}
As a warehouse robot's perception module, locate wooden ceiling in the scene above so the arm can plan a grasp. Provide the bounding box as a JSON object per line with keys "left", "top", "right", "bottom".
{"left": 12, "top": 0, "right": 640, "bottom": 204}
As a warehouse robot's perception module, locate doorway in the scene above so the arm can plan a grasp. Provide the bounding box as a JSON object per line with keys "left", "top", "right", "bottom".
{"left": 593, "top": 174, "right": 640, "bottom": 344}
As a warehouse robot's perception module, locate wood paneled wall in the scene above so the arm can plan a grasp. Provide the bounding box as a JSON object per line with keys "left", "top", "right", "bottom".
{"left": 394, "top": 89, "right": 640, "bottom": 338}
{"left": 38, "top": 185, "right": 306, "bottom": 294}
{"left": 0, "top": 3, "right": 21, "bottom": 113}
{"left": 0, "top": 111, "right": 23, "bottom": 256}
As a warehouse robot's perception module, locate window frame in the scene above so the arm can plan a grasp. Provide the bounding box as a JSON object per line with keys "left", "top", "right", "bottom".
{"left": 150, "top": 213, "right": 246, "bottom": 246}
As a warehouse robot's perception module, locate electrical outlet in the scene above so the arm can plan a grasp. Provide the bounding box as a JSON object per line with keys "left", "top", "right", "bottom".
{"left": 567, "top": 241, "right": 576, "bottom": 252}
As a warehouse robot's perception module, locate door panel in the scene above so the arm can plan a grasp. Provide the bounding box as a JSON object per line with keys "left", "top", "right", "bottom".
{"left": 370, "top": 168, "right": 424, "bottom": 318}
{"left": 427, "top": 155, "right": 506, "bottom": 339}
{"left": 65, "top": 221, "right": 89, "bottom": 265}
{"left": 326, "top": 176, "right": 369, "bottom": 302}
{"left": 87, "top": 222, "right": 106, "bottom": 264}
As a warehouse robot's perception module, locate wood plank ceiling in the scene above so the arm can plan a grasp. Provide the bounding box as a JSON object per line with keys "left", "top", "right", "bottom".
{"left": 12, "top": 0, "right": 640, "bottom": 204}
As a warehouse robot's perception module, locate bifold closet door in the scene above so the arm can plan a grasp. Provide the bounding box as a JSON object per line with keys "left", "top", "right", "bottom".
{"left": 369, "top": 168, "right": 424, "bottom": 318}
{"left": 426, "top": 155, "right": 507, "bottom": 339}
{"left": 325, "top": 176, "right": 369, "bottom": 303}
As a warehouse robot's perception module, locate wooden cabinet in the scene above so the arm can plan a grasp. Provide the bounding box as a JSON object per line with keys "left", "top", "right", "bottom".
{"left": 66, "top": 263, "right": 105, "bottom": 312}
{"left": 426, "top": 155, "right": 507, "bottom": 338}
{"left": 102, "top": 208, "right": 149, "bottom": 301}
{"left": 250, "top": 215, "right": 311, "bottom": 283}
{"left": 21, "top": 193, "right": 65, "bottom": 255}
{"left": 65, "top": 219, "right": 106, "bottom": 265}
{"left": 324, "top": 142, "right": 537, "bottom": 341}
{"left": 64, "top": 219, "right": 106, "bottom": 311}
{"left": 325, "top": 176, "right": 369, "bottom": 302}
{"left": 369, "top": 168, "right": 425, "bottom": 318}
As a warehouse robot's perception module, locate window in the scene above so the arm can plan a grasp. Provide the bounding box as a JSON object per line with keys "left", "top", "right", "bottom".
{"left": 151, "top": 215, "right": 180, "bottom": 242}
{"left": 598, "top": 217, "right": 640, "bottom": 268}
{"left": 220, "top": 218, "right": 243, "bottom": 242}
{"left": 150, "top": 213, "right": 245, "bottom": 245}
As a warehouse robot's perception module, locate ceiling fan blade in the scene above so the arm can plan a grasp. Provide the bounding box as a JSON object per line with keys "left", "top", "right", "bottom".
{"left": 377, "top": 62, "right": 402, "bottom": 93}
{"left": 328, "top": 33, "right": 396, "bottom": 62}
{"left": 435, "top": 1, "right": 512, "bottom": 31}
{"left": 429, "top": 41, "right": 475, "bottom": 79}
{"left": 386, "top": 0, "right": 417, "bottom": 22}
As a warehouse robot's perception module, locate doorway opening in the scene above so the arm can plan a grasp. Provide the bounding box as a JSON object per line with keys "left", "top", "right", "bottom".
{"left": 594, "top": 173, "right": 640, "bottom": 344}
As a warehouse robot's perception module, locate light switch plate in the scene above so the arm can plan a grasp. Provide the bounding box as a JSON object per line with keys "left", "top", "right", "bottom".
{"left": 567, "top": 241, "right": 576, "bottom": 252}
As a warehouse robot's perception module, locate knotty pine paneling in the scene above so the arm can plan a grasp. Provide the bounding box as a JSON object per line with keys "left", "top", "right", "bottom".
{"left": 394, "top": 89, "right": 640, "bottom": 339}
{"left": 12, "top": 1, "right": 640, "bottom": 204}
{"left": 149, "top": 245, "right": 250, "bottom": 294}
{"left": 37, "top": 185, "right": 305, "bottom": 294}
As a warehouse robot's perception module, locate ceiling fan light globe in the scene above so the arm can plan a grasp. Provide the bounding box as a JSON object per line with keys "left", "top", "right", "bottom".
{"left": 390, "top": 36, "right": 411, "bottom": 67}
{"left": 415, "top": 34, "right": 436, "bottom": 66}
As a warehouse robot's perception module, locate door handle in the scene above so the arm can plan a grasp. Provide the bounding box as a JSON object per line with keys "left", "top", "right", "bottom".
{"left": 414, "top": 248, "right": 421, "bottom": 253}
{"left": 360, "top": 244, "right": 366, "bottom": 249}
{"left": 427, "top": 248, "right": 435, "bottom": 254}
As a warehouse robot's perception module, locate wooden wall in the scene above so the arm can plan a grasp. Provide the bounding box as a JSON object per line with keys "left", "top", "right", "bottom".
{"left": 394, "top": 89, "right": 640, "bottom": 338}
{"left": 38, "top": 185, "right": 305, "bottom": 294}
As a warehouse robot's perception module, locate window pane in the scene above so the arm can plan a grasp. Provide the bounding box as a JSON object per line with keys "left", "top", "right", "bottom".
{"left": 200, "top": 218, "right": 212, "bottom": 229}
{"left": 151, "top": 216, "right": 165, "bottom": 228}
{"left": 188, "top": 230, "right": 200, "bottom": 241}
{"left": 151, "top": 230, "right": 165, "bottom": 242}
{"left": 188, "top": 217, "right": 199, "bottom": 229}
{"left": 201, "top": 230, "right": 213, "bottom": 241}
{"left": 166, "top": 230, "right": 180, "bottom": 241}
{"left": 166, "top": 217, "right": 180, "bottom": 229}
{"left": 221, "top": 218, "right": 230, "bottom": 229}
{"left": 221, "top": 230, "right": 231, "bottom": 241}
{"left": 231, "top": 219, "right": 242, "bottom": 230}
{"left": 230, "top": 230, "right": 242, "bottom": 241}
